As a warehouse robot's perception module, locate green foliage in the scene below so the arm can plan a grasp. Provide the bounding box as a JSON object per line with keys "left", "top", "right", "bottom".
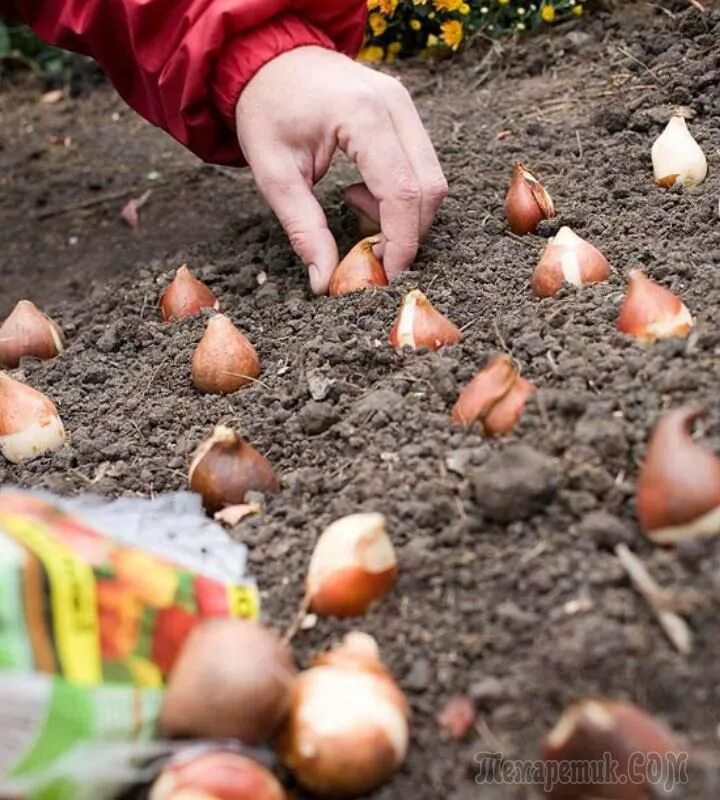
{"left": 0, "top": 19, "right": 70, "bottom": 74}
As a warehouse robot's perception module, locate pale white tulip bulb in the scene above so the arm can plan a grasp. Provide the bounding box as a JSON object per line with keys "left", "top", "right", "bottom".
{"left": 652, "top": 116, "right": 707, "bottom": 189}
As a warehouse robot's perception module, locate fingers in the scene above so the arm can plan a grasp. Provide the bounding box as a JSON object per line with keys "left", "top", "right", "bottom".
{"left": 375, "top": 75, "right": 448, "bottom": 239}
{"left": 250, "top": 156, "right": 338, "bottom": 295}
{"left": 342, "top": 103, "right": 423, "bottom": 279}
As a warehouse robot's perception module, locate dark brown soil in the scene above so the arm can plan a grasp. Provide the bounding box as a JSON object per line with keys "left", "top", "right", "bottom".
{"left": 2, "top": 3, "right": 720, "bottom": 798}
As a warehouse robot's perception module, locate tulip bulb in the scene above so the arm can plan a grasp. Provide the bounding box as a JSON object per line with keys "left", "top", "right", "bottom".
{"left": 542, "top": 698, "right": 679, "bottom": 800}
{"left": 636, "top": 407, "right": 720, "bottom": 544}
{"left": 150, "top": 751, "right": 287, "bottom": 800}
{"left": 306, "top": 512, "right": 397, "bottom": 617}
{"left": 160, "top": 264, "right": 219, "bottom": 321}
{"left": 652, "top": 115, "right": 707, "bottom": 188}
{"left": 329, "top": 237, "right": 388, "bottom": 296}
{"left": 532, "top": 226, "right": 611, "bottom": 298}
{"left": 0, "top": 300, "right": 64, "bottom": 368}
{"left": 452, "top": 355, "right": 535, "bottom": 436}
{"left": 504, "top": 161, "right": 555, "bottom": 235}
{"left": 0, "top": 373, "right": 66, "bottom": 463}
{"left": 279, "top": 632, "right": 409, "bottom": 798}
{"left": 617, "top": 270, "right": 693, "bottom": 342}
{"left": 192, "top": 314, "right": 260, "bottom": 394}
{"left": 356, "top": 209, "right": 381, "bottom": 238}
{"left": 389, "top": 290, "right": 461, "bottom": 351}
{"left": 189, "top": 425, "right": 280, "bottom": 513}
{"left": 159, "top": 620, "right": 296, "bottom": 743}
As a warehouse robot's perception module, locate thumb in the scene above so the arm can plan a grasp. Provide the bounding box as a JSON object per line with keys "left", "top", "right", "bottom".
{"left": 251, "top": 156, "right": 338, "bottom": 295}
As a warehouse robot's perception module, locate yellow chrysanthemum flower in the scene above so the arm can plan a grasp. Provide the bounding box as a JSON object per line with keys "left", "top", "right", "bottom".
{"left": 572, "top": 4, "right": 584, "bottom": 15}
{"left": 368, "top": 0, "right": 399, "bottom": 13}
{"left": 434, "top": 0, "right": 463, "bottom": 10}
{"left": 410, "top": 18, "right": 422, "bottom": 30}
{"left": 459, "top": 2, "right": 471, "bottom": 13}
{"left": 358, "top": 45, "right": 385, "bottom": 61}
{"left": 540, "top": 4, "right": 556, "bottom": 21}
{"left": 369, "top": 12, "right": 388, "bottom": 35}
{"left": 441, "top": 19, "right": 464, "bottom": 50}
{"left": 498, "top": 0, "right": 510, "bottom": 5}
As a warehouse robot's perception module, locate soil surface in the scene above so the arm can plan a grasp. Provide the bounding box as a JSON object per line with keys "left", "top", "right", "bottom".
{"left": 2, "top": 2, "right": 720, "bottom": 798}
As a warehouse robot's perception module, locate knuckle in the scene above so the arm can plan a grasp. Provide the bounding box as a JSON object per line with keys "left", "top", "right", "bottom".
{"left": 425, "top": 175, "right": 449, "bottom": 203}
{"left": 394, "top": 176, "right": 422, "bottom": 205}
{"left": 379, "top": 74, "right": 411, "bottom": 102}
{"left": 348, "top": 86, "right": 383, "bottom": 115}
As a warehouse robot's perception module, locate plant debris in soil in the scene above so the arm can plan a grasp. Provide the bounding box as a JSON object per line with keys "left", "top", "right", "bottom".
{"left": 2, "top": 2, "right": 720, "bottom": 798}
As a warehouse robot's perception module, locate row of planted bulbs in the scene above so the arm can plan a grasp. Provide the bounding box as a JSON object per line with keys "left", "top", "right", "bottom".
{"left": 0, "top": 113, "right": 713, "bottom": 799}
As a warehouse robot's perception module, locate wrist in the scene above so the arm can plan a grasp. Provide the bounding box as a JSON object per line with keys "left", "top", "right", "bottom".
{"left": 214, "top": 15, "right": 335, "bottom": 131}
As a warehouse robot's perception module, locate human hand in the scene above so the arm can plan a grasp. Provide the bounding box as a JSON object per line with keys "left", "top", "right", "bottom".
{"left": 235, "top": 46, "right": 447, "bottom": 294}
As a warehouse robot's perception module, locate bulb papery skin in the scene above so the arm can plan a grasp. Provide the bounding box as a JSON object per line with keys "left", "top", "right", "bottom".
{"left": 0, "top": 374, "right": 66, "bottom": 463}
{"left": 483, "top": 376, "right": 536, "bottom": 437}
{"left": 0, "top": 300, "right": 65, "bottom": 368}
{"left": 278, "top": 633, "right": 409, "bottom": 798}
{"left": 504, "top": 162, "right": 555, "bottom": 235}
{"left": 307, "top": 512, "right": 397, "bottom": 617}
{"left": 329, "top": 238, "right": 388, "bottom": 296}
{"left": 149, "top": 751, "right": 287, "bottom": 800}
{"left": 451, "top": 355, "right": 518, "bottom": 427}
{"left": 192, "top": 314, "right": 260, "bottom": 394}
{"left": 160, "top": 265, "right": 219, "bottom": 321}
{"left": 542, "top": 698, "right": 679, "bottom": 800}
{"left": 388, "top": 290, "right": 461, "bottom": 351}
{"left": 636, "top": 407, "right": 720, "bottom": 545}
{"left": 451, "top": 355, "right": 535, "bottom": 436}
{"left": 652, "top": 116, "right": 707, "bottom": 189}
{"left": 188, "top": 425, "right": 280, "bottom": 513}
{"left": 531, "top": 227, "right": 611, "bottom": 298}
{"left": 617, "top": 270, "right": 693, "bottom": 342}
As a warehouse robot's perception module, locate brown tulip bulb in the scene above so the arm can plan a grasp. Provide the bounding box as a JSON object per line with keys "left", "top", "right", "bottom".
{"left": 617, "top": 270, "right": 693, "bottom": 342}
{"left": 192, "top": 314, "right": 260, "bottom": 394}
{"left": 306, "top": 513, "right": 397, "bottom": 617}
{"left": 278, "top": 632, "right": 409, "bottom": 798}
{"left": 532, "top": 227, "right": 611, "bottom": 298}
{"left": 329, "top": 237, "right": 388, "bottom": 296}
{"left": 505, "top": 161, "right": 555, "bottom": 235}
{"left": 389, "top": 290, "right": 461, "bottom": 351}
{"left": 160, "top": 264, "right": 219, "bottom": 321}
{"left": 150, "top": 751, "right": 287, "bottom": 800}
{"left": 189, "top": 425, "right": 280, "bottom": 513}
{"left": 636, "top": 407, "right": 720, "bottom": 544}
{"left": 451, "top": 355, "right": 535, "bottom": 436}
{"left": 0, "top": 300, "right": 64, "bottom": 368}
{"left": 542, "top": 698, "right": 680, "bottom": 800}
{"left": 0, "top": 372, "right": 66, "bottom": 463}
{"left": 159, "top": 619, "right": 296, "bottom": 743}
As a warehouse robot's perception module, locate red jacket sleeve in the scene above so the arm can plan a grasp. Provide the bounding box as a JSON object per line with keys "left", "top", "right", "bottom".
{"left": 2, "top": 0, "right": 368, "bottom": 165}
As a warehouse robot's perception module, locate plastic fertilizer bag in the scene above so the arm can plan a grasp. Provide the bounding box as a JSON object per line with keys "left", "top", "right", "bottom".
{"left": 0, "top": 489, "right": 259, "bottom": 799}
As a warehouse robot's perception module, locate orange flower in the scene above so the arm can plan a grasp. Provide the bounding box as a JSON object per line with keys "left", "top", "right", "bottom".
{"left": 441, "top": 19, "right": 464, "bottom": 50}
{"left": 97, "top": 580, "right": 142, "bottom": 661}
{"left": 111, "top": 549, "right": 179, "bottom": 608}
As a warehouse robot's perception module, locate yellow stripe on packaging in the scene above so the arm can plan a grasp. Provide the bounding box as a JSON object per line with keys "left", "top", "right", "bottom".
{"left": 226, "top": 583, "right": 260, "bottom": 620}
{"left": 0, "top": 514, "right": 101, "bottom": 684}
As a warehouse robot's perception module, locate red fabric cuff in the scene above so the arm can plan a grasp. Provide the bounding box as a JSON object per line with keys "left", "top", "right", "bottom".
{"left": 213, "top": 12, "right": 336, "bottom": 131}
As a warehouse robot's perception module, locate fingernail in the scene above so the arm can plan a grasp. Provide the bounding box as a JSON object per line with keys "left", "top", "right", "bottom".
{"left": 308, "top": 264, "right": 322, "bottom": 294}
